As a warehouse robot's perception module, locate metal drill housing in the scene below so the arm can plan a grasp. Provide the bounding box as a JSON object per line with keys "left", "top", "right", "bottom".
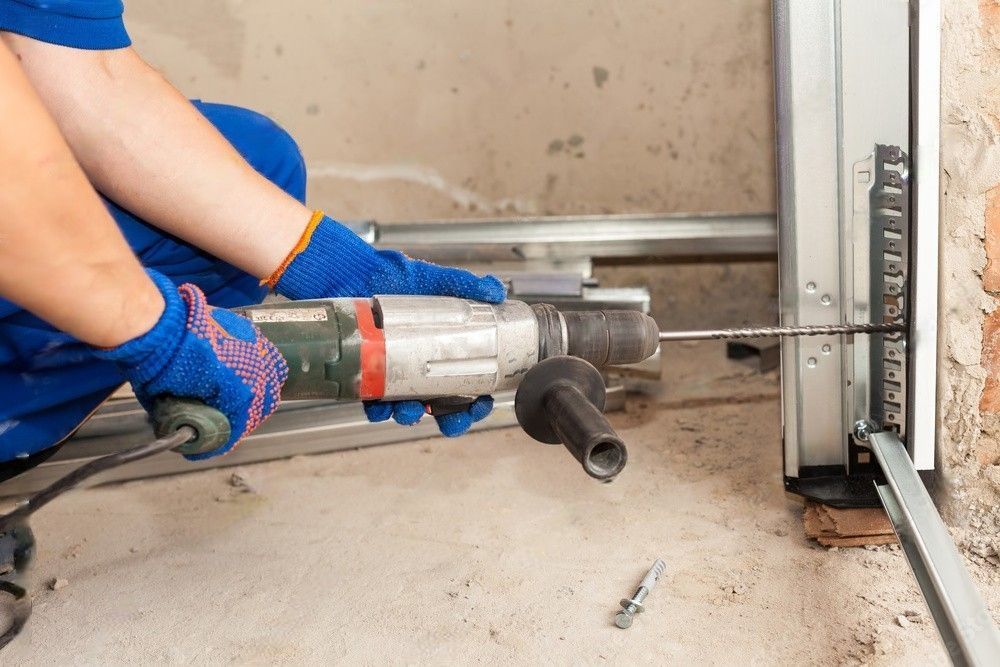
{"left": 163, "top": 296, "right": 661, "bottom": 478}
{"left": 237, "top": 296, "right": 659, "bottom": 403}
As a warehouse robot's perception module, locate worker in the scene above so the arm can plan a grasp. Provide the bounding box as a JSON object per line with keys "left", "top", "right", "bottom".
{"left": 0, "top": 3, "right": 504, "bottom": 471}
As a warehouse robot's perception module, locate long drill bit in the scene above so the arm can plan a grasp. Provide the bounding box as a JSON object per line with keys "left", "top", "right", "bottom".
{"left": 658, "top": 322, "right": 905, "bottom": 342}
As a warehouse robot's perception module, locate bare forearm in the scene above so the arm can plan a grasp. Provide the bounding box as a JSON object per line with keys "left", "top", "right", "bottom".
{"left": 2, "top": 35, "right": 311, "bottom": 280}
{"left": 0, "top": 43, "right": 162, "bottom": 347}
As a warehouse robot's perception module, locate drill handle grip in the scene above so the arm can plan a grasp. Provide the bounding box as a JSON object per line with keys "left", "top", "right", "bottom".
{"left": 514, "top": 356, "right": 628, "bottom": 480}
{"left": 150, "top": 398, "right": 231, "bottom": 457}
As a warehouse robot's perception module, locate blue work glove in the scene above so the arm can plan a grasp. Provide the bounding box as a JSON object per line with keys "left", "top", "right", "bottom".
{"left": 96, "top": 270, "right": 288, "bottom": 460}
{"left": 267, "top": 211, "right": 505, "bottom": 436}
{"left": 267, "top": 211, "right": 506, "bottom": 302}
{"left": 362, "top": 396, "right": 494, "bottom": 437}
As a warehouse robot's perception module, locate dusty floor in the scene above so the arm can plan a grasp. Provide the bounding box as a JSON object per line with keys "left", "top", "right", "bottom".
{"left": 4, "top": 343, "right": 998, "bottom": 664}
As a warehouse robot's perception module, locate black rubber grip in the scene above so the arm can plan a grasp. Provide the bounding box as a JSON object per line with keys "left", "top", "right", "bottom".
{"left": 543, "top": 384, "right": 627, "bottom": 480}
{"left": 562, "top": 310, "right": 659, "bottom": 367}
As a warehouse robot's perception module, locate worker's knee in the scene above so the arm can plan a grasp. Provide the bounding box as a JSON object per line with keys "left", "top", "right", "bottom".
{"left": 240, "top": 111, "right": 307, "bottom": 203}
{"left": 192, "top": 101, "right": 307, "bottom": 203}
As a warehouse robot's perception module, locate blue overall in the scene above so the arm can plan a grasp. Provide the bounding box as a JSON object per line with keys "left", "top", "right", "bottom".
{"left": 0, "top": 2, "right": 501, "bottom": 465}
{"left": 0, "top": 0, "right": 306, "bottom": 463}
{"left": 0, "top": 101, "right": 307, "bottom": 461}
{"left": 0, "top": 2, "right": 308, "bottom": 462}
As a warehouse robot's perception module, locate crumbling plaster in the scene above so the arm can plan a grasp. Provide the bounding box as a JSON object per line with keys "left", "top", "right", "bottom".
{"left": 939, "top": 0, "right": 1000, "bottom": 542}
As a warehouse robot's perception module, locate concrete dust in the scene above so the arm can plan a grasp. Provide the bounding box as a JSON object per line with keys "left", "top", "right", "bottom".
{"left": 4, "top": 343, "right": 996, "bottom": 664}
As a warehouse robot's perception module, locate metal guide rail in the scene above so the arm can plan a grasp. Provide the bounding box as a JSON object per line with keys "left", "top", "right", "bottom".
{"left": 772, "top": 2, "right": 994, "bottom": 660}
{"left": 852, "top": 147, "right": 1000, "bottom": 666}
{"left": 851, "top": 149, "right": 999, "bottom": 665}
{"left": 866, "top": 430, "right": 1000, "bottom": 665}
{"left": 774, "top": 0, "right": 937, "bottom": 509}
{"left": 368, "top": 212, "right": 777, "bottom": 266}
{"left": 0, "top": 387, "right": 626, "bottom": 498}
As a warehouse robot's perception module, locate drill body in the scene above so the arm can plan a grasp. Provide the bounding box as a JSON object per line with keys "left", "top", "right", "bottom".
{"left": 157, "top": 295, "right": 659, "bottom": 479}
{"left": 235, "top": 295, "right": 659, "bottom": 403}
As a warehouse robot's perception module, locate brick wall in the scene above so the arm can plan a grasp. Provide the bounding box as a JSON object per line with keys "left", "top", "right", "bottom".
{"left": 975, "top": 4, "right": 1000, "bottom": 458}
{"left": 940, "top": 0, "right": 1000, "bottom": 525}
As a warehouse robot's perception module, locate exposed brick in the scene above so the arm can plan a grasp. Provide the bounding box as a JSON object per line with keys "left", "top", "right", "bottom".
{"left": 981, "top": 308, "right": 1000, "bottom": 412}
{"left": 976, "top": 4, "right": 1000, "bottom": 437}
{"left": 982, "top": 1, "right": 1000, "bottom": 128}
{"left": 980, "top": 414, "right": 1000, "bottom": 465}
{"left": 984, "top": 186, "right": 1000, "bottom": 293}
{"left": 982, "top": 0, "right": 1000, "bottom": 34}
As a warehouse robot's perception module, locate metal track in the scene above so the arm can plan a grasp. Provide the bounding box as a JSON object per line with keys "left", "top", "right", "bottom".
{"left": 0, "top": 388, "right": 627, "bottom": 498}
{"left": 868, "top": 430, "right": 1000, "bottom": 666}
{"left": 658, "top": 322, "right": 904, "bottom": 342}
{"left": 366, "top": 212, "right": 777, "bottom": 265}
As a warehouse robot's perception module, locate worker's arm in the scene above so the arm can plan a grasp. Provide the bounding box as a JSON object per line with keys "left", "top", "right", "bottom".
{"left": 0, "top": 35, "right": 309, "bottom": 280}
{"left": 0, "top": 41, "right": 162, "bottom": 347}
{"left": 4, "top": 35, "right": 504, "bottom": 435}
{"left": 2, "top": 37, "right": 503, "bottom": 297}
{"left": 0, "top": 41, "right": 285, "bottom": 456}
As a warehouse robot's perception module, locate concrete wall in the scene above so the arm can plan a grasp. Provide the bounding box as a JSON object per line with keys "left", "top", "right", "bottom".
{"left": 124, "top": 1, "right": 775, "bottom": 221}
{"left": 938, "top": 0, "right": 1000, "bottom": 542}
{"left": 124, "top": 1, "right": 778, "bottom": 329}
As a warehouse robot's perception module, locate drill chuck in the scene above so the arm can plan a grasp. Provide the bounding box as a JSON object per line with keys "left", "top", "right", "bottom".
{"left": 563, "top": 309, "right": 660, "bottom": 366}
{"left": 531, "top": 304, "right": 660, "bottom": 367}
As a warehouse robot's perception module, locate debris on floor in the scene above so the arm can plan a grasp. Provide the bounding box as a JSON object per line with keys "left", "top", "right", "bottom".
{"left": 228, "top": 470, "right": 258, "bottom": 495}
{"left": 803, "top": 501, "right": 897, "bottom": 547}
{"left": 47, "top": 578, "right": 68, "bottom": 591}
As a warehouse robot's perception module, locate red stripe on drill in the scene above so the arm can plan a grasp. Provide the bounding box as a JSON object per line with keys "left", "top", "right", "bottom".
{"left": 354, "top": 299, "right": 386, "bottom": 399}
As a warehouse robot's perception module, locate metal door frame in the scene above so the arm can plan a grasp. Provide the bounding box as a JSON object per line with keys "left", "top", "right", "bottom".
{"left": 774, "top": 0, "right": 940, "bottom": 504}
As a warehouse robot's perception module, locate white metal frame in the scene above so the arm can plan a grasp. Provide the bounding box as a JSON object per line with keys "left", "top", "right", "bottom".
{"left": 908, "top": 0, "right": 941, "bottom": 470}
{"left": 774, "top": 0, "right": 940, "bottom": 488}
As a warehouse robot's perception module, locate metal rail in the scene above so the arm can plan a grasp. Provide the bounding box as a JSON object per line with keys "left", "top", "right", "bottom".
{"left": 0, "top": 388, "right": 626, "bottom": 498}
{"left": 368, "top": 212, "right": 777, "bottom": 264}
{"left": 867, "top": 430, "right": 1000, "bottom": 666}
{"left": 908, "top": 0, "right": 943, "bottom": 471}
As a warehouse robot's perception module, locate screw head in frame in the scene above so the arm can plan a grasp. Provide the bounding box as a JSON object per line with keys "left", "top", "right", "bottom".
{"left": 853, "top": 420, "right": 874, "bottom": 441}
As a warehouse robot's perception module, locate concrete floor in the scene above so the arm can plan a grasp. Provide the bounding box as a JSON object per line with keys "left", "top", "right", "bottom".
{"left": 4, "top": 342, "right": 997, "bottom": 664}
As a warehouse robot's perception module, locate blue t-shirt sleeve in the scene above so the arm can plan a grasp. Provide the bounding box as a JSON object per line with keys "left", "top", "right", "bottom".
{"left": 0, "top": 0, "right": 130, "bottom": 49}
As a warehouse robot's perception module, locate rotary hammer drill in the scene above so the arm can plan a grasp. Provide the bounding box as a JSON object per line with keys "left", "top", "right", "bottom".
{"left": 154, "top": 295, "right": 660, "bottom": 480}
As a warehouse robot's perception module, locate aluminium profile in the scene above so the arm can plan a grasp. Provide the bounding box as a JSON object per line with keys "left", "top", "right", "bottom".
{"left": 868, "top": 430, "right": 1000, "bottom": 666}
{"left": 774, "top": 0, "right": 934, "bottom": 507}
{"left": 371, "top": 212, "right": 777, "bottom": 265}
{"left": 0, "top": 387, "right": 627, "bottom": 498}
